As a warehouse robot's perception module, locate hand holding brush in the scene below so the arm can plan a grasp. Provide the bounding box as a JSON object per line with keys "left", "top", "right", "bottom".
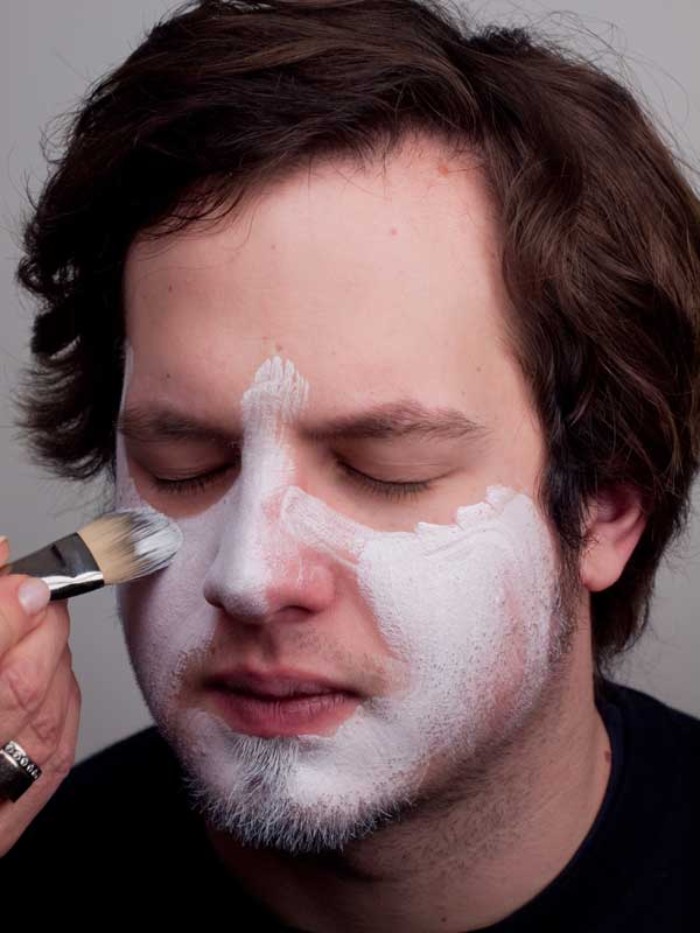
{"left": 0, "top": 509, "right": 181, "bottom": 856}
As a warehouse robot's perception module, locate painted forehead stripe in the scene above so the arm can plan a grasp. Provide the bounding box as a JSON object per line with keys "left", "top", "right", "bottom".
{"left": 242, "top": 356, "right": 309, "bottom": 430}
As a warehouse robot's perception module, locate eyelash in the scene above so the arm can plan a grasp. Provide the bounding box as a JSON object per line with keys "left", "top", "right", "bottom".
{"left": 150, "top": 461, "right": 432, "bottom": 501}
{"left": 335, "top": 461, "right": 432, "bottom": 501}
{"left": 150, "top": 465, "right": 235, "bottom": 496}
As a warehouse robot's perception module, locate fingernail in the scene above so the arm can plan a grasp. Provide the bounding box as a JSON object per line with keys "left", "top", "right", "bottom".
{"left": 0, "top": 536, "right": 7, "bottom": 548}
{"left": 18, "top": 578, "right": 51, "bottom": 615}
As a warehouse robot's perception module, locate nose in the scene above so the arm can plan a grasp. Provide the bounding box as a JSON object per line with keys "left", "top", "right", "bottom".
{"left": 201, "top": 486, "right": 336, "bottom": 625}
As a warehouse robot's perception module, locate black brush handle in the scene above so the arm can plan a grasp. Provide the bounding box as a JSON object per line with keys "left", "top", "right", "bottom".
{"left": 2, "top": 533, "right": 104, "bottom": 600}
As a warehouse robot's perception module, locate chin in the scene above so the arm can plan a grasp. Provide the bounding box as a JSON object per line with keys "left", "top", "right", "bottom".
{"left": 159, "top": 702, "right": 428, "bottom": 854}
{"left": 184, "top": 767, "right": 407, "bottom": 855}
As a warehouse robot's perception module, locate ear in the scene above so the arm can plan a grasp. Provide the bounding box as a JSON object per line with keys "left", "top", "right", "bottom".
{"left": 579, "top": 485, "right": 647, "bottom": 592}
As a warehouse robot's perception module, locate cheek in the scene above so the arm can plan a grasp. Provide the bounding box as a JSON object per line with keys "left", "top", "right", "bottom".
{"left": 355, "top": 498, "right": 557, "bottom": 709}
{"left": 115, "top": 434, "right": 226, "bottom": 714}
{"left": 279, "top": 483, "right": 557, "bottom": 696}
{"left": 358, "top": 536, "right": 515, "bottom": 680}
{"left": 116, "top": 523, "right": 220, "bottom": 714}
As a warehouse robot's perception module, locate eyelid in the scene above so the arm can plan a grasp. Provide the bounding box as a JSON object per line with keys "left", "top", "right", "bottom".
{"left": 129, "top": 441, "right": 241, "bottom": 483}
{"left": 149, "top": 462, "right": 238, "bottom": 495}
{"left": 335, "top": 459, "right": 434, "bottom": 501}
{"left": 148, "top": 459, "right": 436, "bottom": 503}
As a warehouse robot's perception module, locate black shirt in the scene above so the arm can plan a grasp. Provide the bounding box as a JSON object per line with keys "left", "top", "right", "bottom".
{"left": 2, "top": 680, "right": 698, "bottom": 930}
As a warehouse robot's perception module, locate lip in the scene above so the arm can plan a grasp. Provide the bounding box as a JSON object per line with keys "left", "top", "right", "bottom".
{"left": 207, "top": 668, "right": 357, "bottom": 698}
{"left": 205, "top": 668, "right": 361, "bottom": 737}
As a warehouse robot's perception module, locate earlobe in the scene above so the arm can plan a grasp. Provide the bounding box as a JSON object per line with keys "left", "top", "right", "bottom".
{"left": 579, "top": 486, "right": 647, "bottom": 592}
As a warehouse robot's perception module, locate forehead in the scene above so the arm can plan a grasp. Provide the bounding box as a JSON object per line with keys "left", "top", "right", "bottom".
{"left": 122, "top": 136, "right": 520, "bottom": 417}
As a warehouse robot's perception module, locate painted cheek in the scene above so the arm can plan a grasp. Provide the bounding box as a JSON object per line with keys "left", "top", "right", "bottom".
{"left": 113, "top": 376, "right": 221, "bottom": 712}
{"left": 113, "top": 434, "right": 220, "bottom": 716}
{"left": 281, "top": 484, "right": 558, "bottom": 727}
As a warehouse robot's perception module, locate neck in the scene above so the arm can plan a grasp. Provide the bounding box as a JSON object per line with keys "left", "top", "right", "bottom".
{"left": 206, "top": 625, "right": 611, "bottom": 932}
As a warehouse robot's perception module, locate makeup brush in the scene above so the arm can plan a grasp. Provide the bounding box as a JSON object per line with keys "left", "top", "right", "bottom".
{"left": 0, "top": 509, "right": 182, "bottom": 600}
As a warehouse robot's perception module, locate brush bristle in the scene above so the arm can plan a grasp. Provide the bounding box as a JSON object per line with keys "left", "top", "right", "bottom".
{"left": 77, "top": 510, "right": 183, "bottom": 585}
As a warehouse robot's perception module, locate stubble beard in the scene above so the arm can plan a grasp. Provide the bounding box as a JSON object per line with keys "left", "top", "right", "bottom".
{"left": 179, "top": 727, "right": 413, "bottom": 855}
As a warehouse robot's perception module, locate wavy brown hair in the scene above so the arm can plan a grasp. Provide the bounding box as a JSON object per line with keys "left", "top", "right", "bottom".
{"left": 14, "top": 0, "right": 700, "bottom": 672}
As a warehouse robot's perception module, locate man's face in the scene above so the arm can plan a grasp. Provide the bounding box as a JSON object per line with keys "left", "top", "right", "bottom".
{"left": 116, "top": 136, "right": 571, "bottom": 852}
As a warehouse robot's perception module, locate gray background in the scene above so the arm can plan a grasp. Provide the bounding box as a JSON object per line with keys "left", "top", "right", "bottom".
{"left": 2, "top": 1, "right": 699, "bottom": 762}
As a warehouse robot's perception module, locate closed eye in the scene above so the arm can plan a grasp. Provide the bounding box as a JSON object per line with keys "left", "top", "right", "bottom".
{"left": 149, "top": 463, "right": 238, "bottom": 495}
{"left": 336, "top": 459, "right": 434, "bottom": 501}
{"left": 150, "top": 459, "right": 434, "bottom": 503}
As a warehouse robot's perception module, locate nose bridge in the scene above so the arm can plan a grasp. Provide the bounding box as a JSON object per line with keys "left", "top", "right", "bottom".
{"left": 202, "top": 354, "right": 335, "bottom": 620}
{"left": 202, "top": 424, "right": 295, "bottom": 617}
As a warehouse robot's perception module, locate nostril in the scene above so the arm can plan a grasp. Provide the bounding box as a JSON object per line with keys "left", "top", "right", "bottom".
{"left": 202, "top": 572, "right": 270, "bottom": 619}
{"left": 201, "top": 520, "right": 336, "bottom": 622}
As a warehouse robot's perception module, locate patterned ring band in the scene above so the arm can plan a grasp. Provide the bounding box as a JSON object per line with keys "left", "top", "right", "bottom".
{"left": 0, "top": 740, "right": 42, "bottom": 803}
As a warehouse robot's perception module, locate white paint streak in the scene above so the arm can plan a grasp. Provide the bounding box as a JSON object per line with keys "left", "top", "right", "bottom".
{"left": 201, "top": 355, "right": 309, "bottom": 616}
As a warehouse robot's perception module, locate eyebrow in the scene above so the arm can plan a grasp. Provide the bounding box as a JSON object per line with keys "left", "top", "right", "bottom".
{"left": 117, "top": 400, "right": 488, "bottom": 445}
{"left": 117, "top": 408, "right": 241, "bottom": 446}
{"left": 303, "top": 401, "right": 488, "bottom": 442}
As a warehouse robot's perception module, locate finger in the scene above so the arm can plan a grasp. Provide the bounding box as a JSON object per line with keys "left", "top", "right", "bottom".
{"left": 0, "top": 575, "right": 52, "bottom": 658}
{"left": 0, "top": 644, "right": 73, "bottom": 784}
{"left": 0, "top": 600, "right": 70, "bottom": 745}
{"left": 41, "top": 664, "right": 81, "bottom": 785}
{"left": 0, "top": 672, "right": 80, "bottom": 857}
{"left": 20, "top": 644, "right": 75, "bottom": 763}
{"left": 0, "top": 536, "right": 9, "bottom": 565}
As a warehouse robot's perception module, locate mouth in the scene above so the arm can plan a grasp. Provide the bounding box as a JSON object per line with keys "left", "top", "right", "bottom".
{"left": 205, "top": 670, "right": 362, "bottom": 738}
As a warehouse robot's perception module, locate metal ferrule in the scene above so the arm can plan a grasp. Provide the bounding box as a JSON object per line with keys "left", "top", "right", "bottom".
{"left": 5, "top": 532, "right": 105, "bottom": 600}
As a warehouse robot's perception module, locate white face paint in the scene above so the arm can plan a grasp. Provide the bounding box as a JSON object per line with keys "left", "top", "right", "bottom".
{"left": 116, "top": 352, "right": 563, "bottom": 853}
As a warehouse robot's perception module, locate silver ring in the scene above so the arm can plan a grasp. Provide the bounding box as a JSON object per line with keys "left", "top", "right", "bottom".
{"left": 0, "top": 740, "right": 42, "bottom": 803}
